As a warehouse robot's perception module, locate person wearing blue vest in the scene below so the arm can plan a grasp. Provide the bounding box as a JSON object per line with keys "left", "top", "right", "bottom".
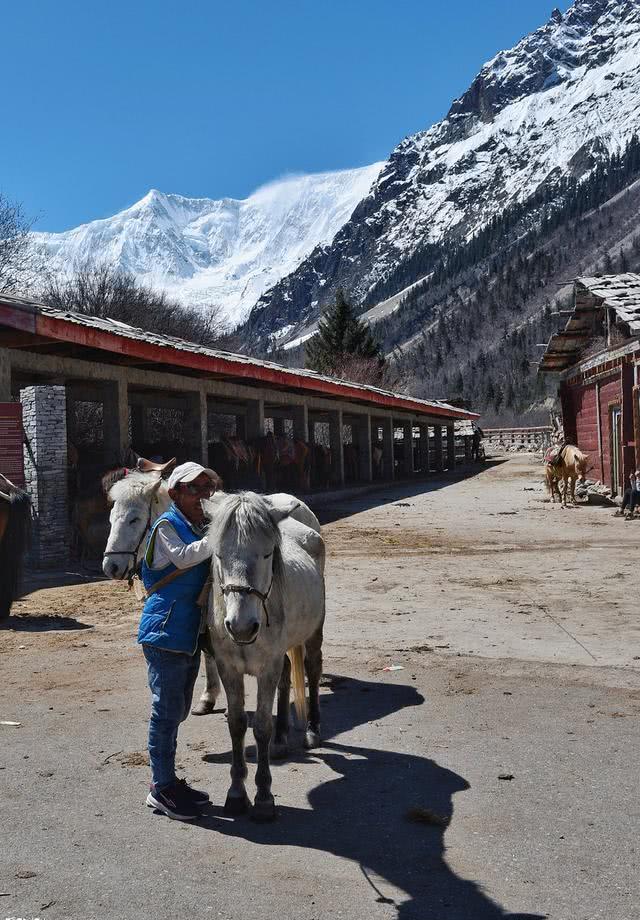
{"left": 139, "top": 461, "right": 219, "bottom": 821}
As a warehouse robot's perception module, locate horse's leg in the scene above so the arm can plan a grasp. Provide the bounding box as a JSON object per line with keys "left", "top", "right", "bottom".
{"left": 191, "top": 651, "right": 221, "bottom": 716}
{"left": 271, "top": 653, "right": 291, "bottom": 760}
{"left": 252, "top": 663, "right": 281, "bottom": 822}
{"left": 304, "top": 624, "right": 324, "bottom": 749}
{"left": 218, "top": 663, "right": 250, "bottom": 816}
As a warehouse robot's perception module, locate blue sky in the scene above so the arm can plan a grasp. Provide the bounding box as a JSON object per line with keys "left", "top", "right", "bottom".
{"left": 3, "top": 0, "right": 571, "bottom": 232}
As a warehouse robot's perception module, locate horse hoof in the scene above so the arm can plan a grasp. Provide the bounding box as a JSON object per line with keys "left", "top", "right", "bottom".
{"left": 191, "top": 699, "right": 217, "bottom": 716}
{"left": 304, "top": 729, "right": 321, "bottom": 749}
{"left": 251, "top": 797, "right": 277, "bottom": 823}
{"left": 224, "top": 792, "right": 250, "bottom": 816}
{"left": 270, "top": 739, "right": 288, "bottom": 760}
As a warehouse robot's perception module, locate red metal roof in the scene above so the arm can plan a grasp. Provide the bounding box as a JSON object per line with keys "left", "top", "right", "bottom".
{"left": 0, "top": 294, "right": 478, "bottom": 421}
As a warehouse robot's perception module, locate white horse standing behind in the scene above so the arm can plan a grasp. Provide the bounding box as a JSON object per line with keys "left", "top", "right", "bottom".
{"left": 203, "top": 490, "right": 325, "bottom": 822}
{"left": 102, "top": 464, "right": 322, "bottom": 722}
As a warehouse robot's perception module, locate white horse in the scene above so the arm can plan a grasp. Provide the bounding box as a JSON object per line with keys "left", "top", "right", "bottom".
{"left": 203, "top": 490, "right": 325, "bottom": 822}
{"left": 102, "top": 465, "right": 321, "bottom": 719}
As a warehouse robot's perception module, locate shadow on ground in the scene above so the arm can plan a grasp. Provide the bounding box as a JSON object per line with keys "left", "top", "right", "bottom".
{"left": 197, "top": 674, "right": 545, "bottom": 920}
{"left": 0, "top": 613, "right": 94, "bottom": 631}
{"left": 314, "top": 460, "right": 508, "bottom": 525}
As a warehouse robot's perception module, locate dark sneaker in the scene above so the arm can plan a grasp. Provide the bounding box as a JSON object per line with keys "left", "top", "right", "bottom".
{"left": 176, "top": 777, "right": 210, "bottom": 807}
{"left": 146, "top": 781, "right": 202, "bottom": 821}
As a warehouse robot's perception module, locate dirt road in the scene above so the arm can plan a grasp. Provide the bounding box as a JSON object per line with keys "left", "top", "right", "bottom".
{"left": 1, "top": 456, "right": 639, "bottom": 920}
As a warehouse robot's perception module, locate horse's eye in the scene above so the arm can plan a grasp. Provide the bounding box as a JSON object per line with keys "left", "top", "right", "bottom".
{"left": 264, "top": 551, "right": 273, "bottom": 559}
{"left": 130, "top": 517, "right": 140, "bottom": 525}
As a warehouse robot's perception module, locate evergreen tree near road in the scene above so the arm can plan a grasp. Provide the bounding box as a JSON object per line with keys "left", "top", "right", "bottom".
{"left": 305, "top": 289, "right": 387, "bottom": 385}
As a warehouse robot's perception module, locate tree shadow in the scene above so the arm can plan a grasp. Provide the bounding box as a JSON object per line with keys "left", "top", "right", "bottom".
{"left": 196, "top": 676, "right": 546, "bottom": 920}
{"left": 0, "top": 614, "right": 94, "bottom": 632}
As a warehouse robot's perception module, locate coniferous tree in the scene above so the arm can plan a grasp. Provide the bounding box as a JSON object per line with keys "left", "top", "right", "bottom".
{"left": 305, "top": 289, "right": 385, "bottom": 382}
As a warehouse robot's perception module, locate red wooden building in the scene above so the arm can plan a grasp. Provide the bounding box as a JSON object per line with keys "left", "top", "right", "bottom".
{"left": 540, "top": 274, "right": 640, "bottom": 495}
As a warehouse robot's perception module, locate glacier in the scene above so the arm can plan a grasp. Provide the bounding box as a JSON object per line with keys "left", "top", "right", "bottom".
{"left": 36, "top": 163, "right": 383, "bottom": 328}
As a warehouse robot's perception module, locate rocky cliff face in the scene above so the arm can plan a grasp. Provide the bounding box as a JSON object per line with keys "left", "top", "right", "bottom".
{"left": 244, "top": 0, "right": 640, "bottom": 349}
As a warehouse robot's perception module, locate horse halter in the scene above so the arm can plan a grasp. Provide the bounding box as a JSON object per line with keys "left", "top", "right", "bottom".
{"left": 103, "top": 498, "right": 156, "bottom": 586}
{"left": 218, "top": 577, "right": 273, "bottom": 631}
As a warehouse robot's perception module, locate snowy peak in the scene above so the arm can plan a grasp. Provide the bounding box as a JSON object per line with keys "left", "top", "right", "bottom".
{"left": 242, "top": 0, "right": 640, "bottom": 347}
{"left": 37, "top": 163, "right": 383, "bottom": 327}
{"left": 449, "top": 0, "right": 639, "bottom": 121}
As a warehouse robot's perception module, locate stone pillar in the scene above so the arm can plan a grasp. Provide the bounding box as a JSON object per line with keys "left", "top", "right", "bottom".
{"left": 183, "top": 391, "right": 208, "bottom": 463}
{"left": 21, "top": 385, "right": 68, "bottom": 569}
{"left": 433, "top": 425, "right": 443, "bottom": 472}
{"left": 329, "top": 409, "right": 345, "bottom": 486}
{"left": 246, "top": 398, "right": 265, "bottom": 439}
{"left": 0, "top": 349, "right": 11, "bottom": 401}
{"left": 102, "top": 378, "right": 129, "bottom": 464}
{"left": 382, "top": 416, "right": 394, "bottom": 481}
{"left": 291, "top": 404, "right": 309, "bottom": 441}
{"left": 446, "top": 424, "right": 456, "bottom": 470}
{"left": 356, "top": 414, "right": 372, "bottom": 482}
{"left": 417, "top": 424, "right": 428, "bottom": 474}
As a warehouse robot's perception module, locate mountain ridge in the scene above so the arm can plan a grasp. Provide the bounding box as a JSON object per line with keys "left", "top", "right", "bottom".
{"left": 36, "top": 163, "right": 383, "bottom": 328}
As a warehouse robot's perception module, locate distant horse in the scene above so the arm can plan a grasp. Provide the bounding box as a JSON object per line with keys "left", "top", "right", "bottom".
{"left": 544, "top": 445, "right": 590, "bottom": 507}
{"left": 204, "top": 490, "right": 325, "bottom": 821}
{"left": 0, "top": 474, "right": 31, "bottom": 620}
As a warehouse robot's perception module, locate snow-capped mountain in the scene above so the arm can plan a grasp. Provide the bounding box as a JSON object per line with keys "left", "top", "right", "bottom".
{"left": 244, "top": 0, "right": 640, "bottom": 347}
{"left": 37, "top": 164, "right": 383, "bottom": 327}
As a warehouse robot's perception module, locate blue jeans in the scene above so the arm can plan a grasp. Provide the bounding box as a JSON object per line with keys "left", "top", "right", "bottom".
{"left": 142, "top": 644, "right": 201, "bottom": 789}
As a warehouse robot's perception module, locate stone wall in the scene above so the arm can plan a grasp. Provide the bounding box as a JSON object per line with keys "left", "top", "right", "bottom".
{"left": 21, "top": 385, "right": 69, "bottom": 568}
{"left": 483, "top": 426, "right": 554, "bottom": 455}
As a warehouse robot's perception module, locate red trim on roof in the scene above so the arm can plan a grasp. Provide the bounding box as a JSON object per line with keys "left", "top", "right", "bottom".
{"left": 2, "top": 300, "right": 477, "bottom": 421}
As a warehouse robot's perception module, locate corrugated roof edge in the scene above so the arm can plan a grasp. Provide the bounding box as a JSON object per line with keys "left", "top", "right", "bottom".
{"left": 0, "top": 293, "right": 479, "bottom": 421}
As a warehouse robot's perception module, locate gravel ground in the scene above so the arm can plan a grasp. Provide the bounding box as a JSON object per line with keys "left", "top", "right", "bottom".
{"left": 1, "top": 455, "right": 639, "bottom": 920}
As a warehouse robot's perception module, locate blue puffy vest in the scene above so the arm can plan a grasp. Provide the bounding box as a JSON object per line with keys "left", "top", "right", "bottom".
{"left": 137, "top": 505, "right": 210, "bottom": 655}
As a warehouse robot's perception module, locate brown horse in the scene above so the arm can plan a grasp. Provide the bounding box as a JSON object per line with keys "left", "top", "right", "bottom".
{"left": 545, "top": 445, "right": 590, "bottom": 507}
{"left": 0, "top": 474, "right": 31, "bottom": 619}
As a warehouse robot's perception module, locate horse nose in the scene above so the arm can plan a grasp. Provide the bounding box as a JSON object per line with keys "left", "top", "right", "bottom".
{"left": 225, "top": 619, "right": 260, "bottom": 644}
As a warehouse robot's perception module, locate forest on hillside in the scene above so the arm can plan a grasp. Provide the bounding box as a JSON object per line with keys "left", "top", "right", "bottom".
{"left": 371, "top": 135, "right": 640, "bottom": 424}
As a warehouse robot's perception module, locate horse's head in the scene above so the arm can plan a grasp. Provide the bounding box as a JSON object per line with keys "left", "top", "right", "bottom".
{"left": 205, "top": 491, "right": 299, "bottom": 645}
{"left": 577, "top": 453, "right": 590, "bottom": 482}
{"left": 102, "top": 471, "right": 167, "bottom": 580}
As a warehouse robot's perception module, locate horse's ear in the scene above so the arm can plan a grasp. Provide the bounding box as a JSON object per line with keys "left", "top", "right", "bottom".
{"left": 201, "top": 492, "right": 227, "bottom": 520}
{"left": 266, "top": 495, "right": 301, "bottom": 523}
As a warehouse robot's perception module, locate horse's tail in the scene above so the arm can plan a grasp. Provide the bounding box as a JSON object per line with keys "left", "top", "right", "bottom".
{"left": 287, "top": 645, "right": 307, "bottom": 727}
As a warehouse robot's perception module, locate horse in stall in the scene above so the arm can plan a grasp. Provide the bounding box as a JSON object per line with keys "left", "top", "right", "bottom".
{"left": 203, "top": 490, "right": 325, "bottom": 821}
{"left": 0, "top": 474, "right": 31, "bottom": 620}
{"left": 544, "top": 445, "right": 590, "bottom": 507}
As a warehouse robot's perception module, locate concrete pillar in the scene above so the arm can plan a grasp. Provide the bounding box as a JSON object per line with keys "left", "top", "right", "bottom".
{"left": 434, "top": 425, "right": 443, "bottom": 472}
{"left": 401, "top": 421, "right": 413, "bottom": 477}
{"left": 0, "top": 349, "right": 11, "bottom": 401}
{"left": 291, "top": 404, "right": 309, "bottom": 441}
{"left": 21, "top": 385, "right": 68, "bottom": 569}
{"left": 183, "top": 390, "right": 208, "bottom": 463}
{"left": 329, "top": 408, "right": 345, "bottom": 486}
{"left": 246, "top": 399, "right": 265, "bottom": 440}
{"left": 382, "top": 416, "right": 394, "bottom": 481}
{"left": 356, "top": 414, "right": 372, "bottom": 482}
{"left": 447, "top": 424, "right": 456, "bottom": 470}
{"left": 417, "top": 424, "right": 428, "bottom": 474}
{"left": 102, "top": 377, "right": 129, "bottom": 464}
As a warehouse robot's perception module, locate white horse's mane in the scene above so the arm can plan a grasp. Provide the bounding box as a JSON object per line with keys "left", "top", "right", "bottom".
{"left": 207, "top": 491, "right": 282, "bottom": 550}
{"left": 108, "top": 470, "right": 166, "bottom": 504}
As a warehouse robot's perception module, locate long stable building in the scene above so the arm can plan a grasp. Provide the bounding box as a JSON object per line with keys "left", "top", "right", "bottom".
{"left": 0, "top": 294, "right": 477, "bottom": 564}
